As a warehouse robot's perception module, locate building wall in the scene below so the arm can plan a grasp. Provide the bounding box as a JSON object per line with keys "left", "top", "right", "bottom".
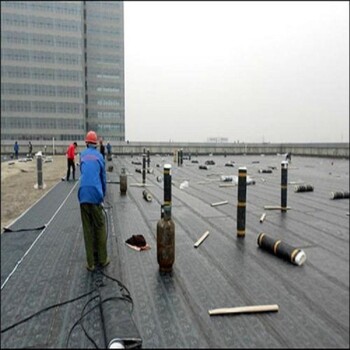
{"left": 84, "top": 1, "right": 125, "bottom": 142}
{"left": 1, "top": 1, "right": 125, "bottom": 142}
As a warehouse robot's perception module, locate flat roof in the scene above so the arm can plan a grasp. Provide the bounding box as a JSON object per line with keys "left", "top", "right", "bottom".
{"left": 1, "top": 154, "right": 349, "bottom": 348}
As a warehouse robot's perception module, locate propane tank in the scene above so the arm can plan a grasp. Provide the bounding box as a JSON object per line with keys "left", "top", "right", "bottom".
{"left": 157, "top": 206, "right": 175, "bottom": 273}
{"left": 157, "top": 164, "right": 175, "bottom": 273}
{"left": 120, "top": 168, "right": 127, "bottom": 194}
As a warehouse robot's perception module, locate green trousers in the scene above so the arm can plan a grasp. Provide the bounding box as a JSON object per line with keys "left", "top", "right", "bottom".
{"left": 80, "top": 203, "right": 108, "bottom": 267}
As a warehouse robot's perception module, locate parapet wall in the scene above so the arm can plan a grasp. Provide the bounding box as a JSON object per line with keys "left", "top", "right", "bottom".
{"left": 1, "top": 141, "right": 349, "bottom": 159}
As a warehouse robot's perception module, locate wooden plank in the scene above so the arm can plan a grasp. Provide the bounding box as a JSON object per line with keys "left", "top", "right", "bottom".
{"left": 209, "top": 304, "right": 279, "bottom": 316}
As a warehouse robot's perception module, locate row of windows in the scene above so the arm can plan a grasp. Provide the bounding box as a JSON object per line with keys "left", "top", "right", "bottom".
{"left": 86, "top": 12, "right": 120, "bottom": 21}
{"left": 87, "top": 27, "right": 121, "bottom": 36}
{"left": 87, "top": 2, "right": 122, "bottom": 10}
{"left": 2, "top": 117, "right": 85, "bottom": 130}
{"left": 88, "top": 66, "right": 120, "bottom": 74}
{"left": 1, "top": 13, "right": 81, "bottom": 32}
{"left": 96, "top": 99, "right": 120, "bottom": 107}
{"left": 1, "top": 133, "right": 85, "bottom": 141}
{"left": 2, "top": 1, "right": 82, "bottom": 16}
{"left": 2, "top": 31, "right": 82, "bottom": 49}
{"left": 88, "top": 111, "right": 121, "bottom": 119}
{"left": 99, "top": 124, "right": 124, "bottom": 132}
{"left": 95, "top": 87, "right": 121, "bottom": 93}
{"left": 1, "top": 48, "right": 82, "bottom": 65}
{"left": 88, "top": 58, "right": 121, "bottom": 67}
{"left": 88, "top": 54, "right": 121, "bottom": 65}
{"left": 1, "top": 83, "right": 83, "bottom": 98}
{"left": 1, "top": 66, "right": 82, "bottom": 82}
{"left": 94, "top": 74, "right": 120, "bottom": 80}
{"left": 87, "top": 40, "right": 121, "bottom": 50}
{"left": 1, "top": 100, "right": 83, "bottom": 114}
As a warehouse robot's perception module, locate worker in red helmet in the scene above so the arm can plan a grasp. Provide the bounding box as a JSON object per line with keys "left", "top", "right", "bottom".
{"left": 78, "top": 130, "right": 109, "bottom": 272}
{"left": 65, "top": 142, "right": 77, "bottom": 181}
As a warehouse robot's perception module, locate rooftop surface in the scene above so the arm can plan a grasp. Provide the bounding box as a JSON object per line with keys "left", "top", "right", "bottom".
{"left": 1, "top": 154, "right": 349, "bottom": 348}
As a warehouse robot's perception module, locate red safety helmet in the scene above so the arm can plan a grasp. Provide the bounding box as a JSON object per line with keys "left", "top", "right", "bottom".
{"left": 85, "top": 131, "right": 98, "bottom": 144}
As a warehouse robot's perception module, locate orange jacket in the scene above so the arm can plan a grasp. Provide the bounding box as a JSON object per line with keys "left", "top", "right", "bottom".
{"left": 66, "top": 143, "right": 75, "bottom": 160}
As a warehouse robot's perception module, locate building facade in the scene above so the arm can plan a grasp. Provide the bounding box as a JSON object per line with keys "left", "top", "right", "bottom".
{"left": 1, "top": 1, "right": 125, "bottom": 142}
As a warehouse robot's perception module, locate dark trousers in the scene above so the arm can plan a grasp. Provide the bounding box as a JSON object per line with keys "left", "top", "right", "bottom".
{"left": 80, "top": 203, "right": 108, "bottom": 267}
{"left": 66, "top": 159, "right": 75, "bottom": 180}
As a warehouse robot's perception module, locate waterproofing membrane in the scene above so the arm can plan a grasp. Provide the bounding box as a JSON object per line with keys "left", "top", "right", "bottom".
{"left": 1, "top": 155, "right": 349, "bottom": 348}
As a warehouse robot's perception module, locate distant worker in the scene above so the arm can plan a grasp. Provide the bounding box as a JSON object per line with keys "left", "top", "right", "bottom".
{"left": 65, "top": 142, "right": 77, "bottom": 181}
{"left": 14, "top": 141, "right": 19, "bottom": 159}
{"left": 106, "top": 142, "right": 112, "bottom": 155}
{"left": 28, "top": 141, "right": 33, "bottom": 158}
{"left": 106, "top": 142, "right": 112, "bottom": 161}
{"left": 99, "top": 138, "right": 105, "bottom": 159}
{"left": 78, "top": 131, "right": 109, "bottom": 272}
{"left": 285, "top": 152, "right": 292, "bottom": 163}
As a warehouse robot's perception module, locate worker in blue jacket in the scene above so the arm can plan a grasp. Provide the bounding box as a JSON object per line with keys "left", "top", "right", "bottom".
{"left": 78, "top": 130, "right": 109, "bottom": 272}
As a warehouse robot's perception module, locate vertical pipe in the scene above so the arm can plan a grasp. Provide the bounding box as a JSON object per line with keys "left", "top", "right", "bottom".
{"left": 147, "top": 149, "right": 150, "bottom": 168}
{"left": 177, "top": 149, "right": 180, "bottom": 166}
{"left": 157, "top": 164, "right": 175, "bottom": 272}
{"left": 164, "top": 164, "right": 172, "bottom": 214}
{"left": 142, "top": 153, "right": 146, "bottom": 185}
{"left": 37, "top": 154, "right": 43, "bottom": 189}
{"left": 237, "top": 167, "right": 247, "bottom": 237}
{"left": 281, "top": 161, "right": 288, "bottom": 212}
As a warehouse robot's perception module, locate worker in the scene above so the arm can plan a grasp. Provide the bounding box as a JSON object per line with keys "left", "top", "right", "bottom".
{"left": 65, "top": 142, "right": 77, "bottom": 181}
{"left": 28, "top": 141, "right": 33, "bottom": 158}
{"left": 107, "top": 142, "right": 112, "bottom": 156}
{"left": 14, "top": 141, "right": 19, "bottom": 159}
{"left": 78, "top": 131, "right": 109, "bottom": 272}
{"left": 99, "top": 138, "right": 105, "bottom": 159}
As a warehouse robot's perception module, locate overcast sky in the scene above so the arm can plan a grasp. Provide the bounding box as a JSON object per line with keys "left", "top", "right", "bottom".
{"left": 123, "top": 1, "right": 349, "bottom": 143}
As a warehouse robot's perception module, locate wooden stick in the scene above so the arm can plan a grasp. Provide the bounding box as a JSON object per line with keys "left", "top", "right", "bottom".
{"left": 211, "top": 200, "right": 228, "bottom": 207}
{"left": 264, "top": 205, "right": 291, "bottom": 210}
{"left": 260, "top": 213, "right": 266, "bottom": 223}
{"left": 129, "top": 183, "right": 153, "bottom": 187}
{"left": 194, "top": 231, "right": 210, "bottom": 248}
{"left": 219, "top": 184, "right": 235, "bottom": 188}
{"left": 208, "top": 304, "right": 279, "bottom": 316}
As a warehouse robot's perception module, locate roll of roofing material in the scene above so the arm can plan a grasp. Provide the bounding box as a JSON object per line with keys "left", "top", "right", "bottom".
{"left": 330, "top": 191, "right": 349, "bottom": 199}
{"left": 143, "top": 189, "right": 152, "bottom": 202}
{"left": 294, "top": 184, "right": 314, "bottom": 192}
{"left": 257, "top": 233, "right": 306, "bottom": 266}
{"left": 99, "top": 283, "right": 142, "bottom": 349}
{"left": 258, "top": 169, "right": 272, "bottom": 173}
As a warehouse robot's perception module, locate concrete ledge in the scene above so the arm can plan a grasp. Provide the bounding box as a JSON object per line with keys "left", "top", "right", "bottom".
{"left": 1, "top": 141, "right": 349, "bottom": 159}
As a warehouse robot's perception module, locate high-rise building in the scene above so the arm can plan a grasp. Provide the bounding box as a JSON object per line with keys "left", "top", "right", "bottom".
{"left": 1, "top": 1, "right": 125, "bottom": 142}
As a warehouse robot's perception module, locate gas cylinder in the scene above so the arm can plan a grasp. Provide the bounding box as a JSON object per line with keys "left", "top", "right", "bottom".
{"left": 120, "top": 168, "right": 127, "bottom": 194}
{"left": 157, "top": 205, "right": 175, "bottom": 273}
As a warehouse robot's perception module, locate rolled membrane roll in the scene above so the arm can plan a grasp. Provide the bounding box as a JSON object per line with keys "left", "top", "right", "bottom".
{"left": 257, "top": 233, "right": 306, "bottom": 266}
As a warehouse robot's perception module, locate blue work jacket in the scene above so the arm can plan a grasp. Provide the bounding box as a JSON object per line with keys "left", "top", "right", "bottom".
{"left": 78, "top": 145, "right": 106, "bottom": 204}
